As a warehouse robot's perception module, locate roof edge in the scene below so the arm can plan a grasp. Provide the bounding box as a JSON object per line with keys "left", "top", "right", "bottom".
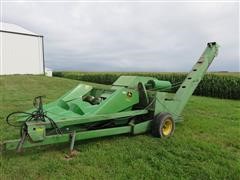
{"left": 0, "top": 30, "right": 43, "bottom": 37}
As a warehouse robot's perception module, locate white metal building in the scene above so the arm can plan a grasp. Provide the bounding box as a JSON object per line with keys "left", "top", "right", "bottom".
{"left": 0, "top": 22, "right": 45, "bottom": 75}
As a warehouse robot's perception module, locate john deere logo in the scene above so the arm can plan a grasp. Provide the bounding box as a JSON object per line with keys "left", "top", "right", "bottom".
{"left": 127, "top": 92, "right": 132, "bottom": 97}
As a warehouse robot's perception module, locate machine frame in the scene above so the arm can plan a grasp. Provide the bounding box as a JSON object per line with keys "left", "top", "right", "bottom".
{"left": 2, "top": 42, "right": 219, "bottom": 153}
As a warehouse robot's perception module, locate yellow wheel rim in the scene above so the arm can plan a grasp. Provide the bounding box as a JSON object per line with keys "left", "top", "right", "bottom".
{"left": 162, "top": 119, "right": 173, "bottom": 136}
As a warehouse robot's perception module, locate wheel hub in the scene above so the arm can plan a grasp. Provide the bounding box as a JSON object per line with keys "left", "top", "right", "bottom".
{"left": 162, "top": 119, "right": 173, "bottom": 136}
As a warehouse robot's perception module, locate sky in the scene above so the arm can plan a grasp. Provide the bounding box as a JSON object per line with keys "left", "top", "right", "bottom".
{"left": 1, "top": 1, "right": 239, "bottom": 72}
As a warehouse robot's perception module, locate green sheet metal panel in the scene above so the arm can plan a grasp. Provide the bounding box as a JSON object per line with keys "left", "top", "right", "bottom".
{"left": 62, "top": 84, "right": 93, "bottom": 101}
{"left": 133, "top": 120, "right": 152, "bottom": 134}
{"left": 113, "top": 76, "right": 158, "bottom": 88}
{"left": 93, "top": 87, "right": 139, "bottom": 114}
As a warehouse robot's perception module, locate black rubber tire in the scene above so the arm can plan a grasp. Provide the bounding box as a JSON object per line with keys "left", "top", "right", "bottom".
{"left": 151, "top": 112, "right": 175, "bottom": 138}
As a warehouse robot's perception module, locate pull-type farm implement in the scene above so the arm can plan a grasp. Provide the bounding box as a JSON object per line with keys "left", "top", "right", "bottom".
{"left": 2, "top": 42, "right": 219, "bottom": 153}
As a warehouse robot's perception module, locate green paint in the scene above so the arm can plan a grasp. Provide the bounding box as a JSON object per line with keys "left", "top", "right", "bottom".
{"left": 3, "top": 125, "right": 132, "bottom": 150}
{"left": 2, "top": 42, "right": 219, "bottom": 151}
{"left": 154, "top": 42, "right": 219, "bottom": 121}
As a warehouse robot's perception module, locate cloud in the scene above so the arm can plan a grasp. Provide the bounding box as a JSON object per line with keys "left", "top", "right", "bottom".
{"left": 2, "top": 1, "right": 239, "bottom": 72}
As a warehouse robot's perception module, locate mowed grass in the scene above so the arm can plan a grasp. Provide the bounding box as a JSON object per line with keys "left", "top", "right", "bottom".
{"left": 0, "top": 75, "right": 239, "bottom": 180}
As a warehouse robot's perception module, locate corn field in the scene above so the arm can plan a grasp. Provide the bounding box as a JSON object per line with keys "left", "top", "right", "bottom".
{"left": 53, "top": 72, "right": 240, "bottom": 100}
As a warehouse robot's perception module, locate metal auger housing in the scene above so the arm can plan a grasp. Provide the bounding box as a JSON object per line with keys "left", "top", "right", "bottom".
{"left": 2, "top": 42, "right": 219, "bottom": 153}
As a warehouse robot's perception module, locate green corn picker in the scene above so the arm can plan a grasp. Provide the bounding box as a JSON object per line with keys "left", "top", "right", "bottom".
{"left": 2, "top": 42, "right": 219, "bottom": 154}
